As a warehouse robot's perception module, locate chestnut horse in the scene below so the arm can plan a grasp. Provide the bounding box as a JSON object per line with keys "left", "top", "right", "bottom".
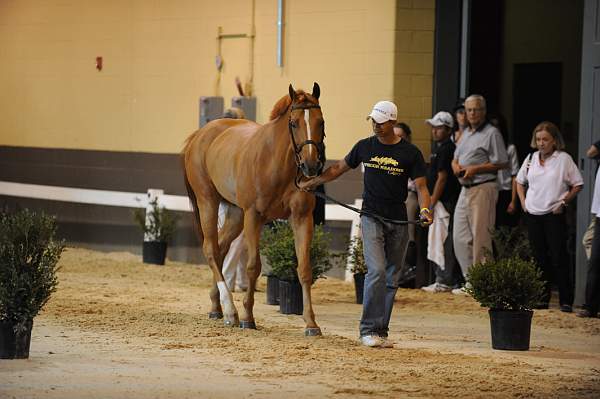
{"left": 182, "top": 83, "right": 325, "bottom": 336}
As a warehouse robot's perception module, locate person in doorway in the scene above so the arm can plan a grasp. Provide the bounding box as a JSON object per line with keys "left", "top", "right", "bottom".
{"left": 452, "top": 98, "right": 467, "bottom": 144}
{"left": 582, "top": 143, "right": 600, "bottom": 261}
{"left": 490, "top": 113, "right": 520, "bottom": 228}
{"left": 218, "top": 107, "right": 249, "bottom": 292}
{"left": 578, "top": 140, "right": 600, "bottom": 317}
{"left": 394, "top": 122, "right": 418, "bottom": 276}
{"left": 421, "top": 111, "right": 462, "bottom": 293}
{"left": 451, "top": 94, "right": 508, "bottom": 295}
{"left": 298, "top": 100, "right": 432, "bottom": 348}
{"left": 516, "top": 121, "right": 583, "bottom": 312}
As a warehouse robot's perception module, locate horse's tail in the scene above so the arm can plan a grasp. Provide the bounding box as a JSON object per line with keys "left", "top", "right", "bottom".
{"left": 181, "top": 136, "right": 204, "bottom": 247}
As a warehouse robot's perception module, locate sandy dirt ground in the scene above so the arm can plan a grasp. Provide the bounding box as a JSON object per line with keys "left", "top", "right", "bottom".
{"left": 1, "top": 247, "right": 599, "bottom": 398}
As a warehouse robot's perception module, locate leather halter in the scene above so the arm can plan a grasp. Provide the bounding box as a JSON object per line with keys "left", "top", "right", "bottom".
{"left": 288, "top": 102, "right": 326, "bottom": 172}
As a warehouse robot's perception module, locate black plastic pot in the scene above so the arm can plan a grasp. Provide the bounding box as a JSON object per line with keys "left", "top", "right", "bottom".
{"left": 279, "top": 279, "right": 303, "bottom": 315}
{"left": 266, "top": 275, "right": 280, "bottom": 305}
{"left": 143, "top": 241, "right": 167, "bottom": 265}
{"left": 354, "top": 273, "right": 365, "bottom": 304}
{"left": 0, "top": 320, "right": 33, "bottom": 359}
{"left": 489, "top": 309, "right": 533, "bottom": 351}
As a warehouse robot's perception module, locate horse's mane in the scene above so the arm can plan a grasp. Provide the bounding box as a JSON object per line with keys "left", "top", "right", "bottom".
{"left": 269, "top": 90, "right": 311, "bottom": 121}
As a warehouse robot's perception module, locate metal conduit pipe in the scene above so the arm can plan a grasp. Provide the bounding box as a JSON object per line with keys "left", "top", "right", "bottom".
{"left": 277, "top": 0, "right": 284, "bottom": 67}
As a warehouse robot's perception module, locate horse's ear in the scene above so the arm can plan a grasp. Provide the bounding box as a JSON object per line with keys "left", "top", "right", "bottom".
{"left": 289, "top": 84, "right": 296, "bottom": 101}
{"left": 312, "top": 82, "right": 320, "bottom": 100}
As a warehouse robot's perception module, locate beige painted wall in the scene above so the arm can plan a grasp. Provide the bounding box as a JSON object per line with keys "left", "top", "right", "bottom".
{"left": 0, "top": 0, "right": 434, "bottom": 159}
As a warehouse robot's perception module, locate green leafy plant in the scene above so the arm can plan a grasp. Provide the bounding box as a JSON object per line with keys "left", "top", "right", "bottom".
{"left": 0, "top": 209, "right": 65, "bottom": 327}
{"left": 133, "top": 198, "right": 179, "bottom": 242}
{"left": 491, "top": 226, "right": 533, "bottom": 261}
{"left": 465, "top": 256, "right": 545, "bottom": 311}
{"left": 260, "top": 220, "right": 333, "bottom": 283}
{"left": 347, "top": 236, "right": 367, "bottom": 274}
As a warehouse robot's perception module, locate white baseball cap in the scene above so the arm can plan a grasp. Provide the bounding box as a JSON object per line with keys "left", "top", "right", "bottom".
{"left": 368, "top": 101, "right": 398, "bottom": 124}
{"left": 426, "top": 111, "right": 454, "bottom": 128}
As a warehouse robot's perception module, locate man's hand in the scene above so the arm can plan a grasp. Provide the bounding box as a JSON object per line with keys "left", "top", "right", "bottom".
{"left": 297, "top": 178, "right": 319, "bottom": 192}
{"left": 419, "top": 208, "right": 433, "bottom": 226}
{"left": 460, "top": 165, "right": 478, "bottom": 179}
{"left": 507, "top": 201, "right": 517, "bottom": 214}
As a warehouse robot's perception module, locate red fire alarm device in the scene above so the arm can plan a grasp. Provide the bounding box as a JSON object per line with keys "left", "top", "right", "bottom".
{"left": 96, "top": 56, "right": 103, "bottom": 71}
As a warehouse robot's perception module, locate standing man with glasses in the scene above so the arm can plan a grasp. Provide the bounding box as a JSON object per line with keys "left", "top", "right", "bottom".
{"left": 451, "top": 94, "right": 508, "bottom": 294}
{"left": 298, "top": 100, "right": 432, "bottom": 348}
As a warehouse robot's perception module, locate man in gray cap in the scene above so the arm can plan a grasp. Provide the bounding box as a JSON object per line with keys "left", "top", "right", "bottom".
{"left": 299, "top": 100, "right": 432, "bottom": 348}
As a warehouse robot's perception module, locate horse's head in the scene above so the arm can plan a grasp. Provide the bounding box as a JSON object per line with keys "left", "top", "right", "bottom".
{"left": 288, "top": 82, "right": 325, "bottom": 178}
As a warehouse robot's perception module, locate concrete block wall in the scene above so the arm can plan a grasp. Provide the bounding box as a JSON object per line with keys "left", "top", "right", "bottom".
{"left": 0, "top": 0, "right": 435, "bottom": 160}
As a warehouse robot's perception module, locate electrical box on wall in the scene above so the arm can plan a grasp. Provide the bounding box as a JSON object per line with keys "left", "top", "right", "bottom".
{"left": 231, "top": 96, "right": 257, "bottom": 122}
{"left": 199, "top": 96, "right": 224, "bottom": 127}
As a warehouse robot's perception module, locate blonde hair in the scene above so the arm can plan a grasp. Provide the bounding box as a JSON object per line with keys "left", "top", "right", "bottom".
{"left": 530, "top": 121, "right": 565, "bottom": 150}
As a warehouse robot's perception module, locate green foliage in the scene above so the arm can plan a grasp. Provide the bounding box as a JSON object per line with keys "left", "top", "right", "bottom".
{"left": 0, "top": 209, "right": 64, "bottom": 327}
{"left": 260, "top": 221, "right": 333, "bottom": 283}
{"left": 133, "top": 198, "right": 179, "bottom": 242}
{"left": 347, "top": 236, "right": 367, "bottom": 275}
{"left": 466, "top": 256, "right": 545, "bottom": 311}
{"left": 490, "top": 226, "right": 533, "bottom": 261}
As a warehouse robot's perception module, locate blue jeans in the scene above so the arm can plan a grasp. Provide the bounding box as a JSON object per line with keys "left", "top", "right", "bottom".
{"left": 359, "top": 215, "right": 409, "bottom": 337}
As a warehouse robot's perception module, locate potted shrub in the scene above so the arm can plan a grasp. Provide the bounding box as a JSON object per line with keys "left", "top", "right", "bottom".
{"left": 347, "top": 236, "right": 367, "bottom": 304}
{"left": 465, "top": 255, "right": 545, "bottom": 351}
{"left": 0, "top": 209, "right": 64, "bottom": 359}
{"left": 133, "top": 197, "right": 179, "bottom": 265}
{"left": 260, "top": 221, "right": 333, "bottom": 315}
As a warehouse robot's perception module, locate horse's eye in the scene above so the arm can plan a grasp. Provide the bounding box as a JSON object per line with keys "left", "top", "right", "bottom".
{"left": 290, "top": 120, "right": 298, "bottom": 129}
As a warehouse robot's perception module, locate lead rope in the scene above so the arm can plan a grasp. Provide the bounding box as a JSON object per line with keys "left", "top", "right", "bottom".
{"left": 293, "top": 169, "right": 421, "bottom": 226}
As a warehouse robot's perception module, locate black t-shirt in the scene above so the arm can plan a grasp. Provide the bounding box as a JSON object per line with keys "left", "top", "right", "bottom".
{"left": 345, "top": 135, "right": 426, "bottom": 220}
{"left": 427, "top": 139, "right": 460, "bottom": 206}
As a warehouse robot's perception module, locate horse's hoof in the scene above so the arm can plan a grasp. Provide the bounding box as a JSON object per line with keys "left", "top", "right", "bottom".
{"left": 239, "top": 320, "right": 257, "bottom": 330}
{"left": 208, "top": 311, "right": 223, "bottom": 320}
{"left": 304, "top": 327, "right": 322, "bottom": 336}
{"left": 223, "top": 319, "right": 239, "bottom": 327}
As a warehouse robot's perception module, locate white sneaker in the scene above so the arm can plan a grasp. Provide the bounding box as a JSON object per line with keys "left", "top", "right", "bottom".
{"left": 451, "top": 282, "right": 471, "bottom": 296}
{"left": 380, "top": 337, "right": 394, "bottom": 348}
{"left": 360, "top": 335, "right": 383, "bottom": 347}
{"left": 421, "top": 282, "right": 451, "bottom": 293}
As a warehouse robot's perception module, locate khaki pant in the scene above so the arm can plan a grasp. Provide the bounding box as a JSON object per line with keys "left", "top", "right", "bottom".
{"left": 583, "top": 217, "right": 596, "bottom": 260}
{"left": 453, "top": 182, "right": 499, "bottom": 279}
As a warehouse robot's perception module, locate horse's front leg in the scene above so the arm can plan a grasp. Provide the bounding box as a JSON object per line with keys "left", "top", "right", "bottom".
{"left": 240, "top": 209, "right": 265, "bottom": 329}
{"left": 290, "top": 210, "right": 321, "bottom": 336}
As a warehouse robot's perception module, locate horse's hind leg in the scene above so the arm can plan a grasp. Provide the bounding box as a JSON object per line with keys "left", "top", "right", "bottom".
{"left": 240, "top": 209, "right": 265, "bottom": 329}
{"left": 217, "top": 203, "right": 244, "bottom": 291}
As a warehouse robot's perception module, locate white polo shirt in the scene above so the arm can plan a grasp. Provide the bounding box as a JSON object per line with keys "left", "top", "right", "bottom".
{"left": 516, "top": 150, "right": 583, "bottom": 215}
{"left": 591, "top": 167, "right": 600, "bottom": 215}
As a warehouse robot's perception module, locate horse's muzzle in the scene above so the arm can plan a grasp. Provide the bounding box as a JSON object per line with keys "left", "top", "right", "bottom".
{"left": 300, "top": 161, "right": 323, "bottom": 178}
